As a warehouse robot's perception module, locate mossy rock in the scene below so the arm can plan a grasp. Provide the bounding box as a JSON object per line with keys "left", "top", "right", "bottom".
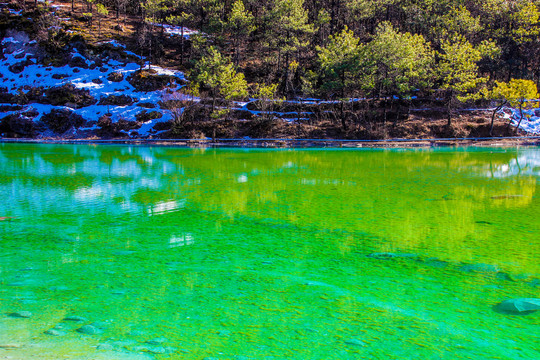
{"left": 136, "top": 102, "right": 156, "bottom": 109}
{"left": 45, "top": 84, "right": 96, "bottom": 107}
{"left": 41, "top": 109, "right": 86, "bottom": 133}
{"left": 127, "top": 69, "right": 176, "bottom": 92}
{"left": 135, "top": 110, "right": 162, "bottom": 122}
{"left": 99, "top": 94, "right": 136, "bottom": 106}
{"left": 107, "top": 72, "right": 124, "bottom": 82}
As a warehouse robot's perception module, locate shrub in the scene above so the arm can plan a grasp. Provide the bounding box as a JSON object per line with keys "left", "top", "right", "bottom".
{"left": 135, "top": 110, "right": 162, "bottom": 122}
{"left": 97, "top": 116, "right": 142, "bottom": 137}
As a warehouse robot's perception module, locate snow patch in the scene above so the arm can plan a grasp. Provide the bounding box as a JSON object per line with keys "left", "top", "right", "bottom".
{"left": 151, "top": 23, "right": 199, "bottom": 39}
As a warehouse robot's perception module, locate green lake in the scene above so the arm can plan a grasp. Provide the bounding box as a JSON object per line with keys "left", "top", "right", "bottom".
{"left": 0, "top": 143, "right": 538, "bottom": 359}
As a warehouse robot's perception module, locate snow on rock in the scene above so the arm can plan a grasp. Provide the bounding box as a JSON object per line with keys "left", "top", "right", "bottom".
{"left": 0, "top": 33, "right": 185, "bottom": 138}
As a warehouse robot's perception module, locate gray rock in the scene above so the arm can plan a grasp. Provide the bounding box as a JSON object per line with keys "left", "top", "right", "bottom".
{"left": 77, "top": 324, "right": 103, "bottom": 335}
{"left": 495, "top": 298, "right": 540, "bottom": 314}
{"left": 97, "top": 343, "right": 114, "bottom": 351}
{"left": 9, "top": 311, "right": 32, "bottom": 318}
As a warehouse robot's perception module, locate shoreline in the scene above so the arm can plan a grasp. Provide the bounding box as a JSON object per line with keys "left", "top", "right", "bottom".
{"left": 1, "top": 136, "right": 540, "bottom": 148}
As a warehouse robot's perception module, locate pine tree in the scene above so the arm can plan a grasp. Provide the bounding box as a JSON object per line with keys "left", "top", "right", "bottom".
{"left": 437, "top": 35, "right": 497, "bottom": 126}
{"left": 226, "top": 0, "right": 256, "bottom": 65}
{"left": 191, "top": 46, "right": 248, "bottom": 112}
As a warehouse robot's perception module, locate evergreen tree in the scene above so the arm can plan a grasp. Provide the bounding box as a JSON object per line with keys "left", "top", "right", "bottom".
{"left": 267, "top": 0, "right": 314, "bottom": 81}
{"left": 437, "top": 35, "right": 497, "bottom": 126}
{"left": 191, "top": 46, "right": 248, "bottom": 112}
{"left": 226, "top": 0, "right": 256, "bottom": 65}
{"left": 365, "top": 22, "right": 434, "bottom": 102}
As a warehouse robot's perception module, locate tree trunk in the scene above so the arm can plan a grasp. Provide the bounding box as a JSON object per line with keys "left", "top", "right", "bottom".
{"left": 490, "top": 101, "right": 506, "bottom": 136}
{"left": 180, "top": 23, "right": 184, "bottom": 65}
{"left": 515, "top": 104, "right": 524, "bottom": 134}
{"left": 446, "top": 93, "right": 453, "bottom": 127}
{"left": 340, "top": 100, "right": 347, "bottom": 130}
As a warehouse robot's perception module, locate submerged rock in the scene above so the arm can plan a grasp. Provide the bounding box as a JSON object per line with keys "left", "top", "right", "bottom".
{"left": 44, "top": 329, "right": 65, "bottom": 336}
{"left": 9, "top": 311, "right": 32, "bottom": 318}
{"left": 146, "top": 337, "right": 167, "bottom": 345}
{"left": 367, "top": 252, "right": 417, "bottom": 260}
{"left": 494, "top": 298, "right": 540, "bottom": 315}
{"left": 77, "top": 324, "right": 103, "bottom": 335}
{"left": 63, "top": 315, "right": 88, "bottom": 322}
{"left": 424, "top": 258, "right": 449, "bottom": 269}
{"left": 344, "top": 338, "right": 366, "bottom": 347}
{"left": 460, "top": 263, "right": 499, "bottom": 273}
{"left": 89, "top": 321, "right": 110, "bottom": 330}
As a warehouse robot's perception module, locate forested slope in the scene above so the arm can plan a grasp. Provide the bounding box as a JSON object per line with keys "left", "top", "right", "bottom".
{"left": 1, "top": 0, "right": 540, "bottom": 139}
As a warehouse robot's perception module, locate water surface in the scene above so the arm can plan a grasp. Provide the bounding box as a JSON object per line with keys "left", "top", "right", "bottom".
{"left": 0, "top": 144, "right": 538, "bottom": 359}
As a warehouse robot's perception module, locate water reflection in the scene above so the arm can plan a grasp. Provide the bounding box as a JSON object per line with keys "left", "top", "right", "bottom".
{"left": 0, "top": 144, "right": 538, "bottom": 275}
{"left": 0, "top": 144, "right": 539, "bottom": 359}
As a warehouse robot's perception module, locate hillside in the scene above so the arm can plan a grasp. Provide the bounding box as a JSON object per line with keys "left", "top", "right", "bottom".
{"left": 1, "top": 0, "right": 540, "bottom": 141}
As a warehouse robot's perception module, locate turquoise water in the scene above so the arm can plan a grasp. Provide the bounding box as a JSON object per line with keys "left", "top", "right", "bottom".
{"left": 0, "top": 143, "right": 538, "bottom": 359}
